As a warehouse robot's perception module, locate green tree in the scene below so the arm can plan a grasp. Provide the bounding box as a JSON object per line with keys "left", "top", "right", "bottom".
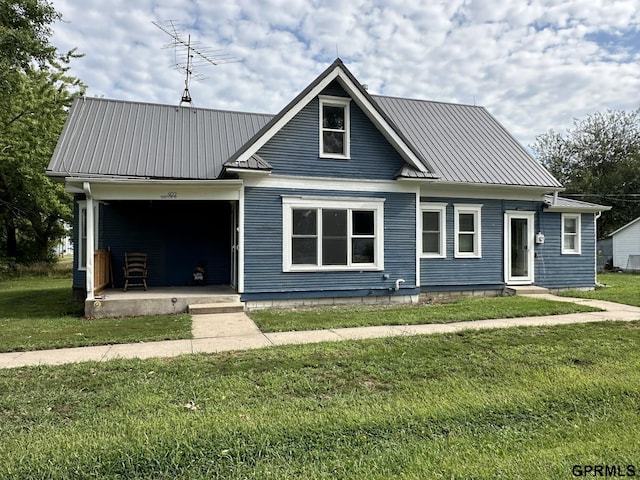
{"left": 1, "top": 1, "right": 84, "bottom": 262}
{"left": 532, "top": 109, "right": 640, "bottom": 237}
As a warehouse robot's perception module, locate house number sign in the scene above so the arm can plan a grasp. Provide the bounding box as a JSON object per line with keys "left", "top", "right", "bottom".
{"left": 160, "top": 191, "right": 178, "bottom": 199}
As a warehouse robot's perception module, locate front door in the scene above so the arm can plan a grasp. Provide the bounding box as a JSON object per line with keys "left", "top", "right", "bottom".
{"left": 505, "top": 212, "right": 534, "bottom": 285}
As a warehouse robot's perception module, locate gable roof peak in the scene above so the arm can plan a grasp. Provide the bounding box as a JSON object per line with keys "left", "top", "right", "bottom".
{"left": 225, "top": 59, "right": 434, "bottom": 175}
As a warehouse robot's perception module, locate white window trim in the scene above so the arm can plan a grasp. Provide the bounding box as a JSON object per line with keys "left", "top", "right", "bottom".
{"left": 420, "top": 202, "right": 447, "bottom": 258}
{"left": 319, "top": 95, "right": 351, "bottom": 159}
{"left": 282, "top": 196, "right": 384, "bottom": 272}
{"left": 454, "top": 204, "right": 482, "bottom": 258}
{"left": 562, "top": 213, "right": 582, "bottom": 254}
{"left": 77, "top": 201, "right": 99, "bottom": 271}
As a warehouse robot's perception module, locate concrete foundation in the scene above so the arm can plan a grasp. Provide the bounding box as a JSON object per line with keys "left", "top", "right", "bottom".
{"left": 85, "top": 286, "right": 239, "bottom": 318}
{"left": 245, "top": 293, "right": 420, "bottom": 310}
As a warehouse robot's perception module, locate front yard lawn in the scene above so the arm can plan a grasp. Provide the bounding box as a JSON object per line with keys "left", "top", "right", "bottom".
{"left": 558, "top": 272, "right": 640, "bottom": 307}
{"left": 250, "top": 295, "right": 601, "bottom": 333}
{"left": 0, "top": 276, "right": 192, "bottom": 353}
{"left": 1, "top": 321, "right": 638, "bottom": 479}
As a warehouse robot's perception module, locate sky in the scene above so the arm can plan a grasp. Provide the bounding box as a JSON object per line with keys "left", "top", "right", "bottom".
{"left": 50, "top": 0, "right": 640, "bottom": 151}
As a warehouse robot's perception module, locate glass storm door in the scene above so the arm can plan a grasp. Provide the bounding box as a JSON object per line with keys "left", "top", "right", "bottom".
{"left": 505, "top": 212, "right": 534, "bottom": 285}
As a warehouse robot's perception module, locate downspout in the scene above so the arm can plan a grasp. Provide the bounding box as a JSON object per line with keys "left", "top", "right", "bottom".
{"left": 83, "top": 182, "right": 95, "bottom": 301}
{"left": 594, "top": 211, "right": 602, "bottom": 286}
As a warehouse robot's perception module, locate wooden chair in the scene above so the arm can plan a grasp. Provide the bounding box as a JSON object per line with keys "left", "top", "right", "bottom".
{"left": 123, "top": 252, "right": 148, "bottom": 291}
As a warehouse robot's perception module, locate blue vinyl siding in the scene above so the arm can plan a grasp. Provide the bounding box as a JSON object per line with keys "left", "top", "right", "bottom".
{"left": 420, "top": 198, "right": 597, "bottom": 290}
{"left": 242, "top": 186, "right": 416, "bottom": 299}
{"left": 420, "top": 198, "right": 504, "bottom": 288}
{"left": 73, "top": 200, "right": 232, "bottom": 289}
{"left": 256, "top": 81, "right": 406, "bottom": 180}
{"left": 535, "top": 212, "right": 596, "bottom": 288}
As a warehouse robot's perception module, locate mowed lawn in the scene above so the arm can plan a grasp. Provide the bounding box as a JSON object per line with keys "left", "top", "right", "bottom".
{"left": 560, "top": 272, "right": 640, "bottom": 307}
{"left": 250, "top": 295, "right": 601, "bottom": 333}
{"left": 1, "top": 321, "right": 639, "bottom": 479}
{"left": 0, "top": 276, "right": 192, "bottom": 352}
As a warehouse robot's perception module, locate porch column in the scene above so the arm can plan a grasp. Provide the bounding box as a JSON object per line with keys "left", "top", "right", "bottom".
{"left": 238, "top": 184, "right": 245, "bottom": 293}
{"left": 83, "top": 182, "right": 95, "bottom": 301}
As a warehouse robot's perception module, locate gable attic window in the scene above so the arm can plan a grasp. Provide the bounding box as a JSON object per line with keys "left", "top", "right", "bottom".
{"left": 319, "top": 95, "right": 351, "bottom": 158}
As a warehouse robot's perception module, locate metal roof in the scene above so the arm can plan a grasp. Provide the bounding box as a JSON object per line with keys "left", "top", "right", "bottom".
{"left": 48, "top": 64, "right": 563, "bottom": 190}
{"left": 543, "top": 195, "right": 611, "bottom": 212}
{"left": 372, "top": 95, "right": 562, "bottom": 188}
{"left": 47, "top": 97, "right": 273, "bottom": 180}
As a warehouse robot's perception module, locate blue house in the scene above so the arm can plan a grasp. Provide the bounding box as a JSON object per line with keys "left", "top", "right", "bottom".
{"left": 47, "top": 59, "right": 609, "bottom": 315}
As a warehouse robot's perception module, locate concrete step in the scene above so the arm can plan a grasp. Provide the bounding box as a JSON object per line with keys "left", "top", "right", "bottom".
{"left": 188, "top": 302, "right": 244, "bottom": 315}
{"left": 507, "top": 285, "right": 550, "bottom": 295}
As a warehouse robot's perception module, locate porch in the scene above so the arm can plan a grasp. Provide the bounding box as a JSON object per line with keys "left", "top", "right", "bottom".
{"left": 86, "top": 285, "right": 240, "bottom": 319}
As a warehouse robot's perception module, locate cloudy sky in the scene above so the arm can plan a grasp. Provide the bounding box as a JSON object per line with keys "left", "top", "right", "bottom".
{"left": 50, "top": 0, "right": 639, "bottom": 151}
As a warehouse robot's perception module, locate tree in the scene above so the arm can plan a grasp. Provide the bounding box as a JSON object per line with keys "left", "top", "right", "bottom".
{"left": 532, "top": 109, "right": 640, "bottom": 237}
{"left": 0, "top": 1, "right": 84, "bottom": 262}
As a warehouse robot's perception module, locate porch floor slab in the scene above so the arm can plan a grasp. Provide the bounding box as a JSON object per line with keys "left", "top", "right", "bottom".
{"left": 87, "top": 285, "right": 239, "bottom": 318}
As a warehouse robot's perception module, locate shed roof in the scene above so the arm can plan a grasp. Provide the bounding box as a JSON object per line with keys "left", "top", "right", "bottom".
{"left": 543, "top": 195, "right": 611, "bottom": 212}
{"left": 608, "top": 216, "right": 640, "bottom": 237}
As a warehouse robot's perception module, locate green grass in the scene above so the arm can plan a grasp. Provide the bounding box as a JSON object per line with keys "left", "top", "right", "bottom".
{"left": 0, "top": 321, "right": 639, "bottom": 479}
{"left": 559, "top": 272, "right": 640, "bottom": 307}
{"left": 250, "top": 295, "right": 601, "bottom": 333}
{"left": 0, "top": 275, "right": 192, "bottom": 352}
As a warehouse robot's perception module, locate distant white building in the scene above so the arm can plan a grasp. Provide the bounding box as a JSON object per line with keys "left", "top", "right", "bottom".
{"left": 609, "top": 217, "right": 640, "bottom": 271}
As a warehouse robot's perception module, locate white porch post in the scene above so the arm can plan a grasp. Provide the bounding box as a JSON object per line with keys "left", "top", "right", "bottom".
{"left": 83, "top": 182, "right": 95, "bottom": 301}
{"left": 238, "top": 184, "right": 245, "bottom": 293}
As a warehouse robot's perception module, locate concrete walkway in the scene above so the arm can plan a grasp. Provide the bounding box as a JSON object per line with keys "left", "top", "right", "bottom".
{"left": 1, "top": 295, "right": 639, "bottom": 369}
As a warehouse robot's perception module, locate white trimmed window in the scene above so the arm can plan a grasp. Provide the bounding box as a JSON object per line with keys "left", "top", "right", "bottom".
{"left": 454, "top": 204, "right": 482, "bottom": 258}
{"left": 78, "top": 201, "right": 99, "bottom": 270}
{"left": 562, "top": 214, "right": 581, "bottom": 254}
{"left": 283, "top": 196, "right": 384, "bottom": 271}
{"left": 319, "top": 95, "right": 351, "bottom": 158}
{"left": 421, "top": 203, "right": 447, "bottom": 258}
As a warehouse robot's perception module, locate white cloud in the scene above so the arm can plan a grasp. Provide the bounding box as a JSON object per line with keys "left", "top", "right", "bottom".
{"left": 50, "top": 0, "right": 640, "bottom": 149}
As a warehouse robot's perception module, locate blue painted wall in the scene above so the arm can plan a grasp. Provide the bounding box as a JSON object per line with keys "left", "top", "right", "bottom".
{"left": 73, "top": 200, "right": 232, "bottom": 290}
{"left": 256, "top": 81, "right": 406, "bottom": 180}
{"left": 242, "top": 187, "right": 416, "bottom": 300}
{"left": 535, "top": 212, "right": 597, "bottom": 288}
{"left": 419, "top": 198, "right": 597, "bottom": 290}
{"left": 420, "top": 198, "right": 505, "bottom": 288}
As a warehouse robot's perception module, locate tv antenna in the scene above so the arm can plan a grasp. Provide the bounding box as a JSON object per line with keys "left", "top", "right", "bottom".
{"left": 152, "top": 20, "right": 239, "bottom": 106}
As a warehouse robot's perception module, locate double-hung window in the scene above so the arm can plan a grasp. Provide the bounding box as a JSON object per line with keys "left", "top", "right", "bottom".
{"left": 283, "top": 196, "right": 384, "bottom": 271}
{"left": 454, "top": 204, "right": 482, "bottom": 258}
{"left": 562, "top": 214, "right": 581, "bottom": 254}
{"left": 319, "top": 95, "right": 350, "bottom": 158}
{"left": 421, "top": 203, "right": 447, "bottom": 258}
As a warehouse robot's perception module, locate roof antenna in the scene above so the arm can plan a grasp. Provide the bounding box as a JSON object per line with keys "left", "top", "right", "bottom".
{"left": 152, "top": 20, "right": 239, "bottom": 106}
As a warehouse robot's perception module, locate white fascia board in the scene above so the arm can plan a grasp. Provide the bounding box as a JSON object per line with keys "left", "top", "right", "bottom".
{"left": 420, "top": 182, "right": 562, "bottom": 201}
{"left": 242, "top": 174, "right": 417, "bottom": 194}
{"left": 545, "top": 205, "right": 611, "bottom": 213}
{"left": 67, "top": 178, "right": 243, "bottom": 201}
{"left": 232, "top": 67, "right": 343, "bottom": 165}
{"left": 333, "top": 71, "right": 427, "bottom": 173}
{"left": 232, "top": 66, "right": 428, "bottom": 173}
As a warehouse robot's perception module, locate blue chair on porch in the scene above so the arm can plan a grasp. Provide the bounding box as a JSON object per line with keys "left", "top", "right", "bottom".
{"left": 123, "top": 252, "right": 148, "bottom": 291}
